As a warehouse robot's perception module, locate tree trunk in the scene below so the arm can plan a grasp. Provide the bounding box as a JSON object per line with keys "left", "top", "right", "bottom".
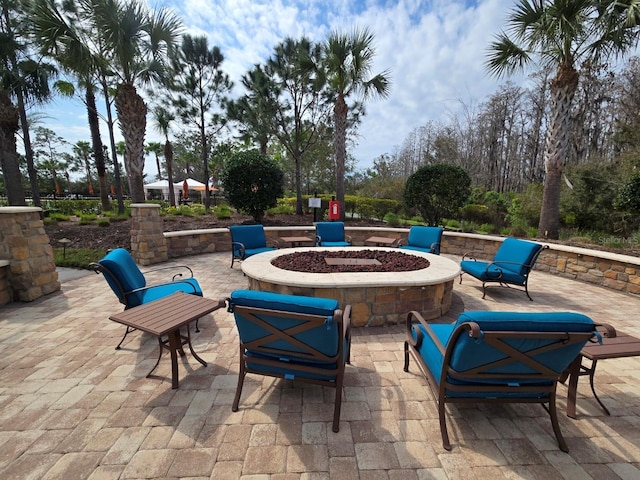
{"left": 115, "top": 83, "right": 147, "bottom": 203}
{"left": 537, "top": 65, "right": 579, "bottom": 239}
{"left": 86, "top": 84, "right": 110, "bottom": 211}
{"left": 334, "top": 94, "right": 348, "bottom": 221}
{"left": 164, "top": 139, "right": 176, "bottom": 207}
{"left": 0, "top": 90, "right": 26, "bottom": 205}
{"left": 15, "top": 86, "right": 40, "bottom": 207}
{"left": 294, "top": 147, "right": 303, "bottom": 215}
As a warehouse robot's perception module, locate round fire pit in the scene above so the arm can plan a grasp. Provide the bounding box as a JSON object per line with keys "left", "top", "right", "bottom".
{"left": 241, "top": 247, "right": 460, "bottom": 327}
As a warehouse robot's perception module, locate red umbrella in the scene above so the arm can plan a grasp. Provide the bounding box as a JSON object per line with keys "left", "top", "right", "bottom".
{"left": 182, "top": 180, "right": 189, "bottom": 200}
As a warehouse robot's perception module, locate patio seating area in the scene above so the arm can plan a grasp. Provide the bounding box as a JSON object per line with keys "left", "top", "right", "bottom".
{"left": 1, "top": 251, "right": 639, "bottom": 478}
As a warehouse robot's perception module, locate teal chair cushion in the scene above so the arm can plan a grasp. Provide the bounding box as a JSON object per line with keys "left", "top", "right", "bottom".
{"left": 400, "top": 226, "right": 443, "bottom": 254}
{"left": 229, "top": 290, "right": 345, "bottom": 380}
{"left": 493, "top": 238, "right": 542, "bottom": 276}
{"left": 410, "top": 311, "right": 595, "bottom": 398}
{"left": 316, "top": 222, "right": 350, "bottom": 246}
{"left": 230, "top": 225, "right": 276, "bottom": 258}
{"left": 98, "top": 248, "right": 202, "bottom": 308}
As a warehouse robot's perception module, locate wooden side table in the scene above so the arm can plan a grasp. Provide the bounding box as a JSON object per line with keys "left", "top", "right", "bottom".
{"left": 364, "top": 236, "right": 398, "bottom": 247}
{"left": 565, "top": 327, "right": 640, "bottom": 418}
{"left": 280, "top": 236, "right": 315, "bottom": 247}
{"left": 109, "top": 292, "right": 225, "bottom": 388}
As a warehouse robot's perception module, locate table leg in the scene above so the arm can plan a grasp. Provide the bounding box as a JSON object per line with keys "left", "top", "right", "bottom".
{"left": 186, "top": 326, "right": 207, "bottom": 367}
{"left": 566, "top": 354, "right": 582, "bottom": 419}
{"left": 587, "top": 359, "right": 611, "bottom": 416}
{"left": 168, "top": 330, "right": 181, "bottom": 389}
{"left": 146, "top": 338, "right": 164, "bottom": 378}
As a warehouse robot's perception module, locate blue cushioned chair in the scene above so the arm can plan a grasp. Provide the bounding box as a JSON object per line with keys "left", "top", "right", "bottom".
{"left": 315, "top": 222, "right": 351, "bottom": 247}
{"left": 229, "top": 224, "right": 278, "bottom": 268}
{"left": 91, "top": 248, "right": 203, "bottom": 349}
{"left": 460, "top": 237, "right": 547, "bottom": 300}
{"left": 399, "top": 226, "right": 444, "bottom": 255}
{"left": 227, "top": 289, "right": 351, "bottom": 432}
{"left": 404, "top": 310, "right": 606, "bottom": 452}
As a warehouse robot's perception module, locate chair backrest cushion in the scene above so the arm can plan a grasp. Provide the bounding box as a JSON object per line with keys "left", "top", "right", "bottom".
{"left": 229, "top": 290, "right": 340, "bottom": 357}
{"left": 450, "top": 310, "right": 595, "bottom": 379}
{"left": 493, "top": 238, "right": 543, "bottom": 276}
{"left": 407, "top": 226, "right": 443, "bottom": 253}
{"left": 98, "top": 248, "right": 146, "bottom": 306}
{"left": 229, "top": 225, "right": 268, "bottom": 250}
{"left": 316, "top": 222, "right": 345, "bottom": 243}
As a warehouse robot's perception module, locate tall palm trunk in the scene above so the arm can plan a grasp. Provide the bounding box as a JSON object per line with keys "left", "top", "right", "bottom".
{"left": 86, "top": 84, "right": 110, "bottom": 211}
{"left": 164, "top": 139, "right": 176, "bottom": 207}
{"left": 115, "top": 83, "right": 147, "bottom": 203}
{"left": 15, "top": 86, "right": 40, "bottom": 206}
{"left": 0, "top": 90, "right": 26, "bottom": 205}
{"left": 537, "top": 65, "right": 578, "bottom": 239}
{"left": 102, "top": 80, "right": 125, "bottom": 214}
{"left": 334, "top": 93, "right": 348, "bottom": 221}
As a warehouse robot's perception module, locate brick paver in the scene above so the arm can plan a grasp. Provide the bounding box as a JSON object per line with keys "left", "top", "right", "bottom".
{"left": 1, "top": 251, "right": 640, "bottom": 478}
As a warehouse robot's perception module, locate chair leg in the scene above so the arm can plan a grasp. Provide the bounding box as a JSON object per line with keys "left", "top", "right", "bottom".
{"left": 439, "top": 399, "right": 452, "bottom": 451}
{"left": 403, "top": 341, "right": 410, "bottom": 372}
{"left": 524, "top": 281, "right": 534, "bottom": 301}
{"left": 115, "top": 325, "right": 136, "bottom": 350}
{"left": 547, "top": 393, "right": 569, "bottom": 452}
{"left": 332, "top": 376, "right": 344, "bottom": 433}
{"left": 232, "top": 350, "right": 247, "bottom": 412}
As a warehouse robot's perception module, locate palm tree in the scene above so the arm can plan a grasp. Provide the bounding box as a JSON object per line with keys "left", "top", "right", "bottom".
{"left": 1, "top": 0, "right": 55, "bottom": 206}
{"left": 145, "top": 142, "right": 164, "bottom": 181}
{"left": 324, "top": 27, "right": 390, "bottom": 221}
{"left": 92, "top": 0, "right": 182, "bottom": 203}
{"left": 151, "top": 106, "right": 176, "bottom": 206}
{"left": 486, "top": 0, "right": 640, "bottom": 239}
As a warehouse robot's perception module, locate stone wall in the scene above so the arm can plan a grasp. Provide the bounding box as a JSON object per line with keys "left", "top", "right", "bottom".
{"left": 130, "top": 204, "right": 168, "bottom": 266}
{"left": 162, "top": 226, "right": 640, "bottom": 297}
{"left": 0, "top": 207, "right": 60, "bottom": 303}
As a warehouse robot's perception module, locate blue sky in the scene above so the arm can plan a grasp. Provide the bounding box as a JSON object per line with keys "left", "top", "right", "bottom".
{"left": 38, "top": 0, "right": 516, "bottom": 178}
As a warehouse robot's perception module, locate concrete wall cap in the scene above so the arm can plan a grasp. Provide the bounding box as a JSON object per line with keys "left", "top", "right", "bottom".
{"left": 0, "top": 207, "right": 42, "bottom": 214}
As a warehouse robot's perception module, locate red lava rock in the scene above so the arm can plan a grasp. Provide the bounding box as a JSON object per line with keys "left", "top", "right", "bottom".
{"left": 271, "top": 249, "right": 430, "bottom": 273}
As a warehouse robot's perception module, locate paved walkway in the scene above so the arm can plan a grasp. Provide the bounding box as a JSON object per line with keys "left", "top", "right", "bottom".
{"left": 1, "top": 252, "right": 640, "bottom": 479}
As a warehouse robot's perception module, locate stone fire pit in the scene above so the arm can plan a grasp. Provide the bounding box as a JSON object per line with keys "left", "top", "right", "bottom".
{"left": 241, "top": 247, "right": 460, "bottom": 327}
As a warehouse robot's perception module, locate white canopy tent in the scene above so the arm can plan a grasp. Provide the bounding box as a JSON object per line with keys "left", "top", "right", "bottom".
{"left": 144, "top": 178, "right": 218, "bottom": 204}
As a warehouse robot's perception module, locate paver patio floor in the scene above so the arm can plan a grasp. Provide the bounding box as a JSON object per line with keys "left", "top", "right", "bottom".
{"left": 1, "top": 252, "right": 639, "bottom": 479}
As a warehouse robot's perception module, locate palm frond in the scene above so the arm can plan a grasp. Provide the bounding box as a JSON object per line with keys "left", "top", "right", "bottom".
{"left": 485, "top": 33, "right": 532, "bottom": 78}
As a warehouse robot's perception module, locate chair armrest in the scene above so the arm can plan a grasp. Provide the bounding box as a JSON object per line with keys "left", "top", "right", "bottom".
{"left": 397, "top": 238, "right": 406, "bottom": 247}
{"left": 128, "top": 278, "right": 199, "bottom": 295}
{"left": 591, "top": 323, "right": 617, "bottom": 342}
{"left": 431, "top": 242, "right": 441, "bottom": 253}
{"left": 270, "top": 239, "right": 280, "bottom": 248}
{"left": 142, "top": 264, "right": 195, "bottom": 279}
{"left": 405, "top": 310, "right": 447, "bottom": 356}
{"left": 232, "top": 241, "right": 246, "bottom": 258}
{"left": 461, "top": 252, "right": 478, "bottom": 261}
{"left": 315, "top": 235, "right": 321, "bottom": 246}
{"left": 346, "top": 234, "right": 352, "bottom": 243}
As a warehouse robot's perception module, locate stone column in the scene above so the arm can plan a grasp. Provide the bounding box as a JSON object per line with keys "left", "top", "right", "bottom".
{"left": 130, "top": 203, "right": 168, "bottom": 265}
{"left": 0, "top": 207, "right": 60, "bottom": 302}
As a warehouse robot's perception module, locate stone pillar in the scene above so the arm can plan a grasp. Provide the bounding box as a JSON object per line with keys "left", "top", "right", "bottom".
{"left": 130, "top": 203, "right": 168, "bottom": 265}
{"left": 0, "top": 207, "right": 60, "bottom": 302}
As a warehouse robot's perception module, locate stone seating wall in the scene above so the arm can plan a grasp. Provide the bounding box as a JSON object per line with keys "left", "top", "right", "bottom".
{"left": 165, "top": 226, "right": 640, "bottom": 297}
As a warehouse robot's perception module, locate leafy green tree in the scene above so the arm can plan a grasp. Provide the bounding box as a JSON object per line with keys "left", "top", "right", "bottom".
{"left": 265, "top": 37, "right": 331, "bottom": 216}
{"left": 226, "top": 64, "right": 277, "bottom": 154}
{"left": 486, "top": 0, "right": 640, "bottom": 239}
{"left": 404, "top": 164, "right": 471, "bottom": 226}
{"left": 170, "top": 34, "right": 232, "bottom": 210}
{"left": 32, "top": 126, "right": 68, "bottom": 195}
{"left": 220, "top": 150, "right": 284, "bottom": 222}
{"left": 324, "top": 27, "right": 391, "bottom": 220}
{"left": 615, "top": 172, "right": 640, "bottom": 213}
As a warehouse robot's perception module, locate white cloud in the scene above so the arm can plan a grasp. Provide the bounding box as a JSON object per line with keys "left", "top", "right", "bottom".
{"left": 38, "top": 0, "right": 518, "bottom": 177}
